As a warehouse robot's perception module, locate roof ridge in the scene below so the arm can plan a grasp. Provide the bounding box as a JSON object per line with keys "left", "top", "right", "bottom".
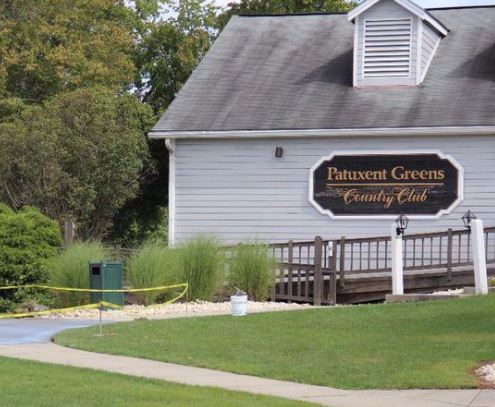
{"left": 237, "top": 12, "right": 348, "bottom": 17}
{"left": 427, "top": 5, "right": 495, "bottom": 10}
{"left": 235, "top": 5, "right": 495, "bottom": 18}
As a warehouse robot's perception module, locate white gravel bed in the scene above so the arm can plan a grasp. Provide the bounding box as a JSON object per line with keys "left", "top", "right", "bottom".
{"left": 430, "top": 288, "right": 464, "bottom": 296}
{"left": 476, "top": 363, "right": 495, "bottom": 385}
{"left": 41, "top": 301, "right": 312, "bottom": 320}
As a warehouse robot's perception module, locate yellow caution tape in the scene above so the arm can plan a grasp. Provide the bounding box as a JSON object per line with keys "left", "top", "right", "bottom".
{"left": 0, "top": 283, "right": 188, "bottom": 319}
{"left": 0, "top": 301, "right": 122, "bottom": 320}
{"left": 149, "top": 283, "right": 188, "bottom": 307}
{"left": 0, "top": 283, "right": 188, "bottom": 293}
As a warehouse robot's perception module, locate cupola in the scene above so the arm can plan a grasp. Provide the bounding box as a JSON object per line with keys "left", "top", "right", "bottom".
{"left": 348, "top": 0, "right": 448, "bottom": 87}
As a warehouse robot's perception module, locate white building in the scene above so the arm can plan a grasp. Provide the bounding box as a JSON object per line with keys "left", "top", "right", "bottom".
{"left": 150, "top": 0, "right": 495, "bottom": 246}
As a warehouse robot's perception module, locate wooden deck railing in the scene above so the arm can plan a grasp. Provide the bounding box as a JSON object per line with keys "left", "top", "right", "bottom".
{"left": 270, "top": 237, "right": 336, "bottom": 306}
{"left": 270, "top": 226, "right": 495, "bottom": 304}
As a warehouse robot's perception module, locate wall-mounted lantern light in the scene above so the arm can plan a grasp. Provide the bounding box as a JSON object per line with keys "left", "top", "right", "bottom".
{"left": 462, "top": 210, "right": 477, "bottom": 232}
{"left": 395, "top": 213, "right": 409, "bottom": 236}
{"left": 275, "top": 147, "right": 283, "bottom": 158}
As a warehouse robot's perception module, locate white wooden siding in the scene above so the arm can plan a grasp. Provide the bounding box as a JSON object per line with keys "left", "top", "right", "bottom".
{"left": 173, "top": 135, "right": 495, "bottom": 244}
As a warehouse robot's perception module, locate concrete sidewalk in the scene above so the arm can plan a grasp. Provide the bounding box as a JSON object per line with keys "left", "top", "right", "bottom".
{"left": 0, "top": 342, "right": 493, "bottom": 407}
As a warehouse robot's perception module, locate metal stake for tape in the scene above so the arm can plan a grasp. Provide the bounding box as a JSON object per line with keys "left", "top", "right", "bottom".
{"left": 96, "top": 302, "right": 103, "bottom": 336}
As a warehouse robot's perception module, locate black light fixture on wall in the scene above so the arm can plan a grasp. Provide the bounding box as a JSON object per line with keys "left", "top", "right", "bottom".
{"left": 275, "top": 146, "right": 284, "bottom": 158}
{"left": 395, "top": 213, "right": 409, "bottom": 236}
{"left": 461, "top": 210, "right": 476, "bottom": 232}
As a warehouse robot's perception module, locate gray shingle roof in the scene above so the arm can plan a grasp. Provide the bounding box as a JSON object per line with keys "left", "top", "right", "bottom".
{"left": 151, "top": 7, "right": 495, "bottom": 134}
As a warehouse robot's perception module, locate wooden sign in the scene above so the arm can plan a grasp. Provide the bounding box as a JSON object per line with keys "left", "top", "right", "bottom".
{"left": 309, "top": 151, "right": 463, "bottom": 219}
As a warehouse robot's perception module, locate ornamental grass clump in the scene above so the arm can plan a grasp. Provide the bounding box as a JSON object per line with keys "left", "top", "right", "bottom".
{"left": 227, "top": 242, "right": 276, "bottom": 301}
{"left": 126, "top": 240, "right": 179, "bottom": 305}
{"left": 178, "top": 235, "right": 224, "bottom": 301}
{"left": 48, "top": 242, "right": 111, "bottom": 307}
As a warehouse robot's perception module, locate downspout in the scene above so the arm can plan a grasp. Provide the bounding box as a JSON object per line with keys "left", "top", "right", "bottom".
{"left": 165, "top": 139, "right": 176, "bottom": 247}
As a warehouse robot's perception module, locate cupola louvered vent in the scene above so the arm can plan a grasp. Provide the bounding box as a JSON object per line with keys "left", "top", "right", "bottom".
{"left": 363, "top": 18, "right": 412, "bottom": 78}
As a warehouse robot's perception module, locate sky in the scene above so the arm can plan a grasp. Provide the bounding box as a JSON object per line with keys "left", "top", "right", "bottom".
{"left": 212, "top": 0, "right": 234, "bottom": 7}
{"left": 211, "top": 0, "right": 495, "bottom": 8}
{"left": 414, "top": 0, "right": 495, "bottom": 7}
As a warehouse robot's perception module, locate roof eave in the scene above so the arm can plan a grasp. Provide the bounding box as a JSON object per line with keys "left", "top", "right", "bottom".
{"left": 148, "top": 126, "right": 495, "bottom": 140}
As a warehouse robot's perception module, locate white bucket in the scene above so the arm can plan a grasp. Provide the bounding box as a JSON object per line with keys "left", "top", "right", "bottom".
{"left": 231, "top": 294, "right": 248, "bottom": 316}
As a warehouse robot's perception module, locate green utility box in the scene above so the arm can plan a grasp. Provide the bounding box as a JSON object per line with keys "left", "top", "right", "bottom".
{"left": 89, "top": 262, "right": 124, "bottom": 306}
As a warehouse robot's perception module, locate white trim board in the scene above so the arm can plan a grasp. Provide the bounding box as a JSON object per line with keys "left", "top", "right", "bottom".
{"left": 165, "top": 139, "right": 176, "bottom": 247}
{"left": 307, "top": 149, "right": 464, "bottom": 220}
{"left": 149, "top": 126, "right": 495, "bottom": 140}
{"left": 416, "top": 19, "right": 424, "bottom": 85}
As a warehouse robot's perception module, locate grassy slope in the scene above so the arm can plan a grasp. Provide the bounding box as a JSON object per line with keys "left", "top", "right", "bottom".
{"left": 56, "top": 295, "right": 495, "bottom": 390}
{"left": 0, "top": 357, "right": 314, "bottom": 407}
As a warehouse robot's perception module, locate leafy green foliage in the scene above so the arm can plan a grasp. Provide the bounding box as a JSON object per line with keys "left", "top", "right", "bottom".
{"left": 0, "top": 205, "right": 61, "bottom": 311}
{"left": 228, "top": 242, "right": 276, "bottom": 301}
{"left": 126, "top": 239, "right": 179, "bottom": 305}
{"left": 0, "top": 0, "right": 167, "bottom": 245}
{"left": 0, "top": 87, "right": 154, "bottom": 240}
{"left": 0, "top": 0, "right": 137, "bottom": 103}
{"left": 178, "top": 235, "right": 224, "bottom": 301}
{"left": 218, "top": 0, "right": 355, "bottom": 29}
{"left": 48, "top": 242, "right": 112, "bottom": 307}
{"left": 111, "top": 206, "right": 168, "bottom": 248}
{"left": 134, "top": 0, "right": 218, "bottom": 113}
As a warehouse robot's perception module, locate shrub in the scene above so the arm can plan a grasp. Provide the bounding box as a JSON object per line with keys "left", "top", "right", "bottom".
{"left": 111, "top": 206, "right": 168, "bottom": 248}
{"left": 178, "top": 235, "right": 224, "bottom": 301}
{"left": 126, "top": 240, "right": 179, "bottom": 305}
{"left": 0, "top": 205, "right": 61, "bottom": 311}
{"left": 227, "top": 242, "right": 276, "bottom": 301}
{"left": 48, "top": 242, "right": 111, "bottom": 307}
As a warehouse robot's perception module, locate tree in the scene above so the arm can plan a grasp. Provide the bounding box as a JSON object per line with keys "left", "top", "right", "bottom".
{"left": 0, "top": 0, "right": 164, "bottom": 244}
{"left": 134, "top": 0, "right": 219, "bottom": 113}
{"left": 218, "top": 0, "right": 355, "bottom": 29}
{"left": 0, "top": 88, "right": 154, "bottom": 240}
{"left": 0, "top": 0, "right": 137, "bottom": 103}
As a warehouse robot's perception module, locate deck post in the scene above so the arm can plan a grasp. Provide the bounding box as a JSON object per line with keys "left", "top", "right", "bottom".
{"left": 313, "top": 236, "right": 323, "bottom": 306}
{"left": 391, "top": 224, "right": 404, "bottom": 295}
{"left": 338, "top": 236, "right": 346, "bottom": 289}
{"left": 330, "top": 241, "right": 338, "bottom": 305}
{"left": 446, "top": 228, "right": 453, "bottom": 281}
{"left": 287, "top": 241, "right": 294, "bottom": 302}
{"left": 271, "top": 247, "right": 277, "bottom": 301}
{"left": 471, "top": 219, "right": 488, "bottom": 295}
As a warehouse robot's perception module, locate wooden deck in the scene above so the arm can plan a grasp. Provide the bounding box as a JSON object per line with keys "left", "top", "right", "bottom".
{"left": 270, "top": 227, "right": 495, "bottom": 305}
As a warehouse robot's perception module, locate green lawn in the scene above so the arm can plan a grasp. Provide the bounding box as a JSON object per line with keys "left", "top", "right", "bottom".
{"left": 55, "top": 295, "right": 495, "bottom": 390}
{"left": 0, "top": 357, "right": 314, "bottom": 407}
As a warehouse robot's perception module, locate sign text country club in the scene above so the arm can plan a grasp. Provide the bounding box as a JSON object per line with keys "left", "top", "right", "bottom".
{"left": 310, "top": 153, "right": 462, "bottom": 217}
